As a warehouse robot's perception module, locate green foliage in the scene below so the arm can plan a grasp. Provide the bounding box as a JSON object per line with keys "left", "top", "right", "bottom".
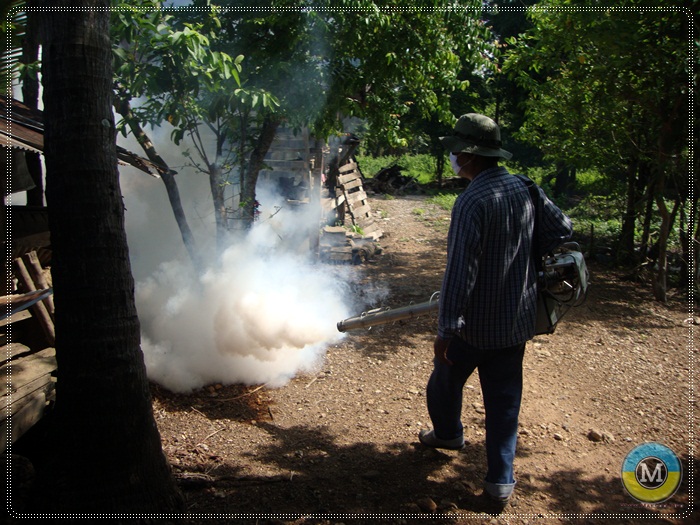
{"left": 356, "top": 155, "right": 387, "bottom": 178}
{"left": 566, "top": 194, "right": 624, "bottom": 243}
{"left": 314, "top": 1, "right": 494, "bottom": 144}
{"left": 111, "top": 3, "right": 268, "bottom": 143}
{"left": 576, "top": 168, "right": 624, "bottom": 196}
{"left": 503, "top": 3, "right": 688, "bottom": 174}
{"left": 357, "top": 153, "right": 446, "bottom": 184}
{"left": 350, "top": 224, "right": 365, "bottom": 236}
{"left": 179, "top": 0, "right": 493, "bottom": 147}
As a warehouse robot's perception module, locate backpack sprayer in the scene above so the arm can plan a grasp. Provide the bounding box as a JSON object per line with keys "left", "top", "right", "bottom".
{"left": 337, "top": 243, "right": 588, "bottom": 333}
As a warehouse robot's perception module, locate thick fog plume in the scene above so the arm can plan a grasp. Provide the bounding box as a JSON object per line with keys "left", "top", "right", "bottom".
{"left": 123, "top": 172, "right": 352, "bottom": 393}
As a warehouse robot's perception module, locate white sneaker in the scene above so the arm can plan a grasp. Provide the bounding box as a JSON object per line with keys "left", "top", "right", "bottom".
{"left": 418, "top": 429, "right": 465, "bottom": 450}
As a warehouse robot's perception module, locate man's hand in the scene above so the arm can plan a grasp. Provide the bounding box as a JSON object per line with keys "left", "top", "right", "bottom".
{"left": 433, "top": 335, "right": 453, "bottom": 365}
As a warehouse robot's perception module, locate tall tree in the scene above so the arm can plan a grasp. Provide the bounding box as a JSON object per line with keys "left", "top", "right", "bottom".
{"left": 112, "top": 2, "right": 278, "bottom": 246}
{"left": 504, "top": 3, "right": 690, "bottom": 300}
{"left": 29, "top": 0, "right": 183, "bottom": 514}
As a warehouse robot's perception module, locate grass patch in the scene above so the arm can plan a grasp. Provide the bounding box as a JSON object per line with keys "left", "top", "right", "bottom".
{"left": 428, "top": 192, "right": 458, "bottom": 211}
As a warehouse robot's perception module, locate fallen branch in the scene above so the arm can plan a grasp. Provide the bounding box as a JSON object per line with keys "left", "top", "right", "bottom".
{"left": 204, "top": 427, "right": 226, "bottom": 441}
{"left": 174, "top": 471, "right": 292, "bottom": 488}
{"left": 217, "top": 383, "right": 268, "bottom": 401}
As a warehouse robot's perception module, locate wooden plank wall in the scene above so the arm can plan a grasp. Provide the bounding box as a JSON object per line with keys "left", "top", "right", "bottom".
{"left": 258, "top": 127, "right": 311, "bottom": 201}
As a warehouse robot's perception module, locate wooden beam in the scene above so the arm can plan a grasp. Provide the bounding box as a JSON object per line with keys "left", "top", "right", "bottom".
{"left": 0, "top": 346, "right": 56, "bottom": 452}
{"left": 0, "top": 347, "right": 57, "bottom": 398}
{"left": 352, "top": 203, "right": 372, "bottom": 218}
{"left": 0, "top": 309, "right": 32, "bottom": 329}
{"left": 346, "top": 190, "right": 368, "bottom": 206}
{"left": 338, "top": 172, "right": 361, "bottom": 185}
{"left": 21, "top": 252, "right": 54, "bottom": 321}
{"left": 338, "top": 161, "right": 358, "bottom": 174}
{"left": 0, "top": 343, "right": 31, "bottom": 361}
{"left": 11, "top": 257, "right": 54, "bottom": 346}
{"left": 0, "top": 391, "right": 47, "bottom": 452}
{"left": 339, "top": 178, "right": 363, "bottom": 192}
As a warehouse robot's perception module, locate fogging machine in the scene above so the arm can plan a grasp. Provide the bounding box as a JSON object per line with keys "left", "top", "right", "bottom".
{"left": 337, "top": 243, "right": 588, "bottom": 334}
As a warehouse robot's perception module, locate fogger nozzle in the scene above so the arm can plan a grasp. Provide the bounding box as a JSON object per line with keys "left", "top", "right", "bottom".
{"left": 337, "top": 292, "right": 440, "bottom": 332}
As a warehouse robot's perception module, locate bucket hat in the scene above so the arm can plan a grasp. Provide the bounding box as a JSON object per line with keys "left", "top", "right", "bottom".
{"left": 439, "top": 113, "right": 512, "bottom": 160}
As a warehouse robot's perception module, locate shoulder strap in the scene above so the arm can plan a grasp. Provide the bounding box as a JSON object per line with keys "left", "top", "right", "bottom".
{"left": 515, "top": 175, "right": 543, "bottom": 271}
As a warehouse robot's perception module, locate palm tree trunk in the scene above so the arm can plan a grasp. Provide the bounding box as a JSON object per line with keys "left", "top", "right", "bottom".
{"left": 32, "top": 2, "right": 183, "bottom": 514}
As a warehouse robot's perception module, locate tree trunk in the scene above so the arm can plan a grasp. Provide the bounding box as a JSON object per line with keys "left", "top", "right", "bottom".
{"left": 680, "top": 196, "right": 694, "bottom": 290}
{"left": 640, "top": 182, "right": 655, "bottom": 258}
{"left": 619, "top": 160, "right": 640, "bottom": 261}
{"left": 652, "top": 173, "right": 671, "bottom": 303}
{"left": 435, "top": 149, "right": 445, "bottom": 187}
{"left": 240, "top": 113, "right": 281, "bottom": 228}
{"left": 113, "top": 94, "right": 203, "bottom": 275}
{"left": 553, "top": 161, "right": 575, "bottom": 198}
{"left": 32, "top": 2, "right": 183, "bottom": 515}
{"left": 209, "top": 162, "right": 227, "bottom": 254}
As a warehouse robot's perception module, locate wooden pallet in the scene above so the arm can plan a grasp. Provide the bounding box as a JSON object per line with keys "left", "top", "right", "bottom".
{"left": 336, "top": 161, "right": 383, "bottom": 240}
{"left": 319, "top": 226, "right": 353, "bottom": 263}
{"left": 318, "top": 225, "right": 382, "bottom": 264}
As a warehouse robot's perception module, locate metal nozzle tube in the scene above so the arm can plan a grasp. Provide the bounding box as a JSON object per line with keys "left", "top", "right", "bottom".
{"left": 337, "top": 292, "right": 440, "bottom": 332}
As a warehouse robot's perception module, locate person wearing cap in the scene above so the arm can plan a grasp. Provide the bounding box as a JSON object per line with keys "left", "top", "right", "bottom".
{"left": 418, "top": 113, "right": 572, "bottom": 505}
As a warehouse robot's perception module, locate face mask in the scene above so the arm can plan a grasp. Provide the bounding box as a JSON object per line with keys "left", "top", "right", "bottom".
{"left": 449, "top": 153, "right": 462, "bottom": 176}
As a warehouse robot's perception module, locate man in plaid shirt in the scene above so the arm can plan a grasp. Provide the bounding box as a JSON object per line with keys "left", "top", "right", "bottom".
{"left": 419, "top": 114, "right": 572, "bottom": 506}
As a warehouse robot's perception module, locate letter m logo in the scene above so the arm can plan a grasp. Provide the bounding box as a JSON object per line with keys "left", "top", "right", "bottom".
{"left": 639, "top": 462, "right": 663, "bottom": 483}
{"left": 636, "top": 457, "right": 667, "bottom": 488}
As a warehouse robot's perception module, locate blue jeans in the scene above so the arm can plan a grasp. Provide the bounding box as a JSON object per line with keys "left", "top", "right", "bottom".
{"left": 426, "top": 337, "right": 525, "bottom": 499}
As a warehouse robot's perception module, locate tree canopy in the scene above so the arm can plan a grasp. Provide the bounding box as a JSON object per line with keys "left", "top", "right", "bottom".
{"left": 108, "top": 1, "right": 496, "bottom": 243}
{"left": 502, "top": 2, "right": 692, "bottom": 300}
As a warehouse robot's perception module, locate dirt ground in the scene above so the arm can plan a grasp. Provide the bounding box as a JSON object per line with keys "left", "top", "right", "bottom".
{"left": 151, "top": 194, "right": 697, "bottom": 524}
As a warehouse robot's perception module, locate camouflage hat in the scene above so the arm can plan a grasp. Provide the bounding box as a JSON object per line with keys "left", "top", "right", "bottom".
{"left": 439, "top": 113, "right": 512, "bottom": 160}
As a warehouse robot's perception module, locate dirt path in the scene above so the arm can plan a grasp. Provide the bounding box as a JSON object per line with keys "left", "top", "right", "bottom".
{"left": 153, "top": 194, "right": 696, "bottom": 524}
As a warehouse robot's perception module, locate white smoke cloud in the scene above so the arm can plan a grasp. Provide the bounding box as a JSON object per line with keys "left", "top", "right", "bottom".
{"left": 122, "top": 160, "right": 354, "bottom": 393}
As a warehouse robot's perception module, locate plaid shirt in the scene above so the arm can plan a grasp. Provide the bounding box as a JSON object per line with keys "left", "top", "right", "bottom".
{"left": 438, "top": 167, "right": 572, "bottom": 348}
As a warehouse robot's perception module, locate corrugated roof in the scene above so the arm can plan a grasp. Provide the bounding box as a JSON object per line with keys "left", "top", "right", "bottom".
{"left": 0, "top": 95, "right": 165, "bottom": 178}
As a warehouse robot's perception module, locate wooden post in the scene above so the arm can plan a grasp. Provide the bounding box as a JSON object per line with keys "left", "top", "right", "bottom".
{"left": 21, "top": 251, "right": 54, "bottom": 321}
{"left": 12, "top": 256, "right": 55, "bottom": 346}
{"left": 310, "top": 138, "right": 325, "bottom": 257}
